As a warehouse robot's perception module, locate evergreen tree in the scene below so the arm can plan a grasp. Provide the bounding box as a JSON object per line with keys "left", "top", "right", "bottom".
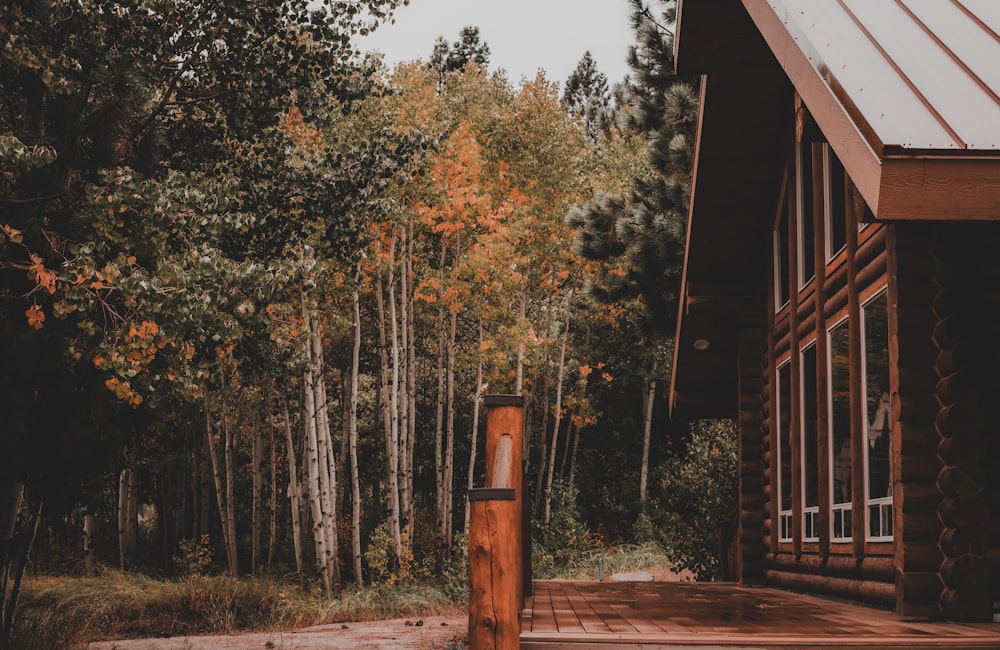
{"left": 428, "top": 26, "right": 491, "bottom": 81}
{"left": 565, "top": 0, "right": 698, "bottom": 331}
{"left": 563, "top": 51, "right": 611, "bottom": 143}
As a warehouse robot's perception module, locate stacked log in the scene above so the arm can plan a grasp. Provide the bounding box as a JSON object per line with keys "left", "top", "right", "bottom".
{"left": 888, "top": 224, "right": 945, "bottom": 620}
{"left": 931, "top": 232, "right": 990, "bottom": 622}
{"left": 737, "top": 327, "right": 767, "bottom": 584}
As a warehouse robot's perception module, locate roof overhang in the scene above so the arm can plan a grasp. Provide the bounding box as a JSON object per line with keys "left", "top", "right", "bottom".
{"left": 670, "top": 0, "right": 791, "bottom": 418}
{"left": 669, "top": 0, "right": 1000, "bottom": 418}
{"left": 742, "top": 0, "right": 1000, "bottom": 221}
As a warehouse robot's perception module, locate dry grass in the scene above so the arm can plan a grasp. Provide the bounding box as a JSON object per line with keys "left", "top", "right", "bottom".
{"left": 9, "top": 570, "right": 460, "bottom": 649}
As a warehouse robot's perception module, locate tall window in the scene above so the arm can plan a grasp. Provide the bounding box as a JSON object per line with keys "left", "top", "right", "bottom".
{"left": 797, "top": 142, "right": 815, "bottom": 288}
{"left": 863, "top": 291, "right": 892, "bottom": 540}
{"left": 777, "top": 362, "right": 793, "bottom": 542}
{"left": 828, "top": 318, "right": 851, "bottom": 541}
{"left": 824, "top": 144, "right": 847, "bottom": 261}
{"left": 775, "top": 180, "right": 790, "bottom": 311}
{"left": 801, "top": 342, "right": 819, "bottom": 542}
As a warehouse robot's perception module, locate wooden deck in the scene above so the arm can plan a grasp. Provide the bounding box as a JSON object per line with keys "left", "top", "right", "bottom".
{"left": 521, "top": 580, "right": 1000, "bottom": 649}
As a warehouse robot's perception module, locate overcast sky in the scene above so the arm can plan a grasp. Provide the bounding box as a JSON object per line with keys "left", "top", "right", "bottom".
{"left": 354, "top": 0, "right": 636, "bottom": 88}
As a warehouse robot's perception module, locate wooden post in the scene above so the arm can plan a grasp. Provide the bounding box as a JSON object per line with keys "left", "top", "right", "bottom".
{"left": 468, "top": 395, "right": 523, "bottom": 650}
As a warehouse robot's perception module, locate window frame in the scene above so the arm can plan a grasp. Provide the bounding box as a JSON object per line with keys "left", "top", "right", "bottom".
{"left": 823, "top": 144, "right": 847, "bottom": 262}
{"left": 796, "top": 141, "right": 816, "bottom": 290}
{"left": 827, "top": 314, "right": 852, "bottom": 543}
{"left": 800, "top": 338, "right": 819, "bottom": 544}
{"left": 861, "top": 288, "right": 892, "bottom": 542}
{"left": 776, "top": 359, "right": 794, "bottom": 543}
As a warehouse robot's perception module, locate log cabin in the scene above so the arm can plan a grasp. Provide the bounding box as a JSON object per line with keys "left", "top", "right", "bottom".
{"left": 668, "top": 0, "right": 1000, "bottom": 621}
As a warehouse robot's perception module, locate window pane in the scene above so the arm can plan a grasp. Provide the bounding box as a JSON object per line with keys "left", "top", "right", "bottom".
{"left": 829, "top": 320, "right": 851, "bottom": 506}
{"left": 864, "top": 292, "right": 891, "bottom": 501}
{"left": 801, "top": 344, "right": 818, "bottom": 508}
{"left": 798, "top": 142, "right": 815, "bottom": 287}
{"left": 775, "top": 198, "right": 790, "bottom": 310}
{"left": 778, "top": 363, "right": 792, "bottom": 513}
{"left": 826, "top": 146, "right": 847, "bottom": 259}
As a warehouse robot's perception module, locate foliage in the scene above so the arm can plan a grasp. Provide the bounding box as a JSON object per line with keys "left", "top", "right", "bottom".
{"left": 565, "top": 0, "right": 698, "bottom": 330}
{"left": 429, "top": 26, "right": 491, "bottom": 80}
{"left": 532, "top": 480, "right": 594, "bottom": 577}
{"left": 173, "top": 534, "right": 214, "bottom": 578}
{"left": 563, "top": 51, "right": 612, "bottom": 143}
{"left": 535, "top": 539, "right": 678, "bottom": 582}
{"left": 646, "top": 420, "right": 738, "bottom": 580}
{"left": 363, "top": 519, "right": 415, "bottom": 586}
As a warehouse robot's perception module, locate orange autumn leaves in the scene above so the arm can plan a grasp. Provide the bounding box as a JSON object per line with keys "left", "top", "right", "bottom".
{"left": 92, "top": 320, "right": 165, "bottom": 407}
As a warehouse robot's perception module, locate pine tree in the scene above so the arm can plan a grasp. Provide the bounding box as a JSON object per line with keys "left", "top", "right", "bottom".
{"left": 428, "top": 26, "right": 491, "bottom": 81}
{"left": 563, "top": 51, "right": 611, "bottom": 143}
{"left": 565, "top": 0, "right": 698, "bottom": 331}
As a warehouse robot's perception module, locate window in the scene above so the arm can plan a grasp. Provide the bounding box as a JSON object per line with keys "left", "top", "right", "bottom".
{"left": 824, "top": 145, "right": 847, "bottom": 261}
{"left": 775, "top": 177, "right": 790, "bottom": 312}
{"left": 801, "top": 342, "right": 819, "bottom": 542}
{"left": 863, "top": 291, "right": 892, "bottom": 541}
{"left": 777, "top": 362, "right": 793, "bottom": 542}
{"left": 797, "top": 142, "right": 815, "bottom": 288}
{"left": 828, "top": 318, "right": 851, "bottom": 541}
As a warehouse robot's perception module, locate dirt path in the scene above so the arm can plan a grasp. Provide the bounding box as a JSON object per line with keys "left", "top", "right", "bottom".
{"left": 85, "top": 613, "right": 467, "bottom": 650}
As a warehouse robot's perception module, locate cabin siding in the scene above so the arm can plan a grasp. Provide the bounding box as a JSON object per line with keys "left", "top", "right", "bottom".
{"left": 888, "top": 224, "right": 946, "bottom": 620}
{"left": 926, "top": 224, "right": 1000, "bottom": 621}
{"left": 737, "top": 326, "right": 767, "bottom": 584}
{"left": 673, "top": 0, "right": 1000, "bottom": 624}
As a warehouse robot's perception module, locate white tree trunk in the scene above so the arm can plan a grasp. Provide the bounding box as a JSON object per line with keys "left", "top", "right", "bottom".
{"left": 443, "top": 306, "right": 458, "bottom": 550}
{"left": 349, "top": 281, "right": 364, "bottom": 586}
{"left": 311, "top": 316, "right": 340, "bottom": 586}
{"left": 405, "top": 227, "right": 417, "bottom": 547}
{"left": 464, "top": 319, "right": 485, "bottom": 536}
{"left": 301, "top": 304, "right": 330, "bottom": 591}
{"left": 283, "top": 405, "right": 305, "bottom": 578}
{"left": 433, "top": 244, "right": 447, "bottom": 563}
{"left": 543, "top": 290, "right": 573, "bottom": 525}
{"left": 398, "top": 227, "right": 413, "bottom": 550}
{"left": 376, "top": 242, "right": 403, "bottom": 575}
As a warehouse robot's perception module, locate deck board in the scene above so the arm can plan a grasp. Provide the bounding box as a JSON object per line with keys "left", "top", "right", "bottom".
{"left": 522, "top": 580, "right": 1000, "bottom": 649}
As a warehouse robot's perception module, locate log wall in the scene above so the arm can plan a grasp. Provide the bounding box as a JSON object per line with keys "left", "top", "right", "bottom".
{"left": 926, "top": 224, "right": 1000, "bottom": 622}
{"left": 887, "top": 223, "right": 946, "bottom": 619}
{"left": 738, "top": 327, "right": 766, "bottom": 584}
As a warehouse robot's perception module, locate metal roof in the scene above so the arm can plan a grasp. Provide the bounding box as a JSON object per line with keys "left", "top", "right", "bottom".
{"left": 765, "top": 0, "right": 1000, "bottom": 153}
{"left": 743, "top": 0, "right": 1000, "bottom": 219}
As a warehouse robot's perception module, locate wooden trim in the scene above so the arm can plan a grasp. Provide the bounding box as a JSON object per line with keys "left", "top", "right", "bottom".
{"left": 811, "top": 142, "right": 831, "bottom": 558}
{"left": 879, "top": 157, "right": 1000, "bottom": 220}
{"left": 786, "top": 149, "right": 804, "bottom": 556}
{"left": 846, "top": 180, "right": 866, "bottom": 562}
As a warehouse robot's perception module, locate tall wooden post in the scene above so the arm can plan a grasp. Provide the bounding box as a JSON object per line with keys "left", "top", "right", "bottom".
{"left": 468, "top": 395, "right": 524, "bottom": 650}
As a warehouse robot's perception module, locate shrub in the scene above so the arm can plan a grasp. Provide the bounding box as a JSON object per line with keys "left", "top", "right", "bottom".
{"left": 648, "top": 419, "right": 738, "bottom": 580}
{"left": 533, "top": 479, "right": 595, "bottom": 577}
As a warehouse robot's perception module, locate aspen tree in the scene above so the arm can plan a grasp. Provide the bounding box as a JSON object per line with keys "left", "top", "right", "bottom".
{"left": 348, "top": 278, "right": 364, "bottom": 585}
{"left": 543, "top": 290, "right": 573, "bottom": 525}
{"left": 283, "top": 406, "right": 305, "bottom": 579}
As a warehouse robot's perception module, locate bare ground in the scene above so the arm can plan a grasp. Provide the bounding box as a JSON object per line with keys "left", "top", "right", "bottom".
{"left": 85, "top": 613, "right": 468, "bottom": 650}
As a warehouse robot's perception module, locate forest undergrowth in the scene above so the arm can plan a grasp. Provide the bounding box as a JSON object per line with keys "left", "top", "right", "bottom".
{"left": 8, "top": 540, "right": 675, "bottom": 649}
